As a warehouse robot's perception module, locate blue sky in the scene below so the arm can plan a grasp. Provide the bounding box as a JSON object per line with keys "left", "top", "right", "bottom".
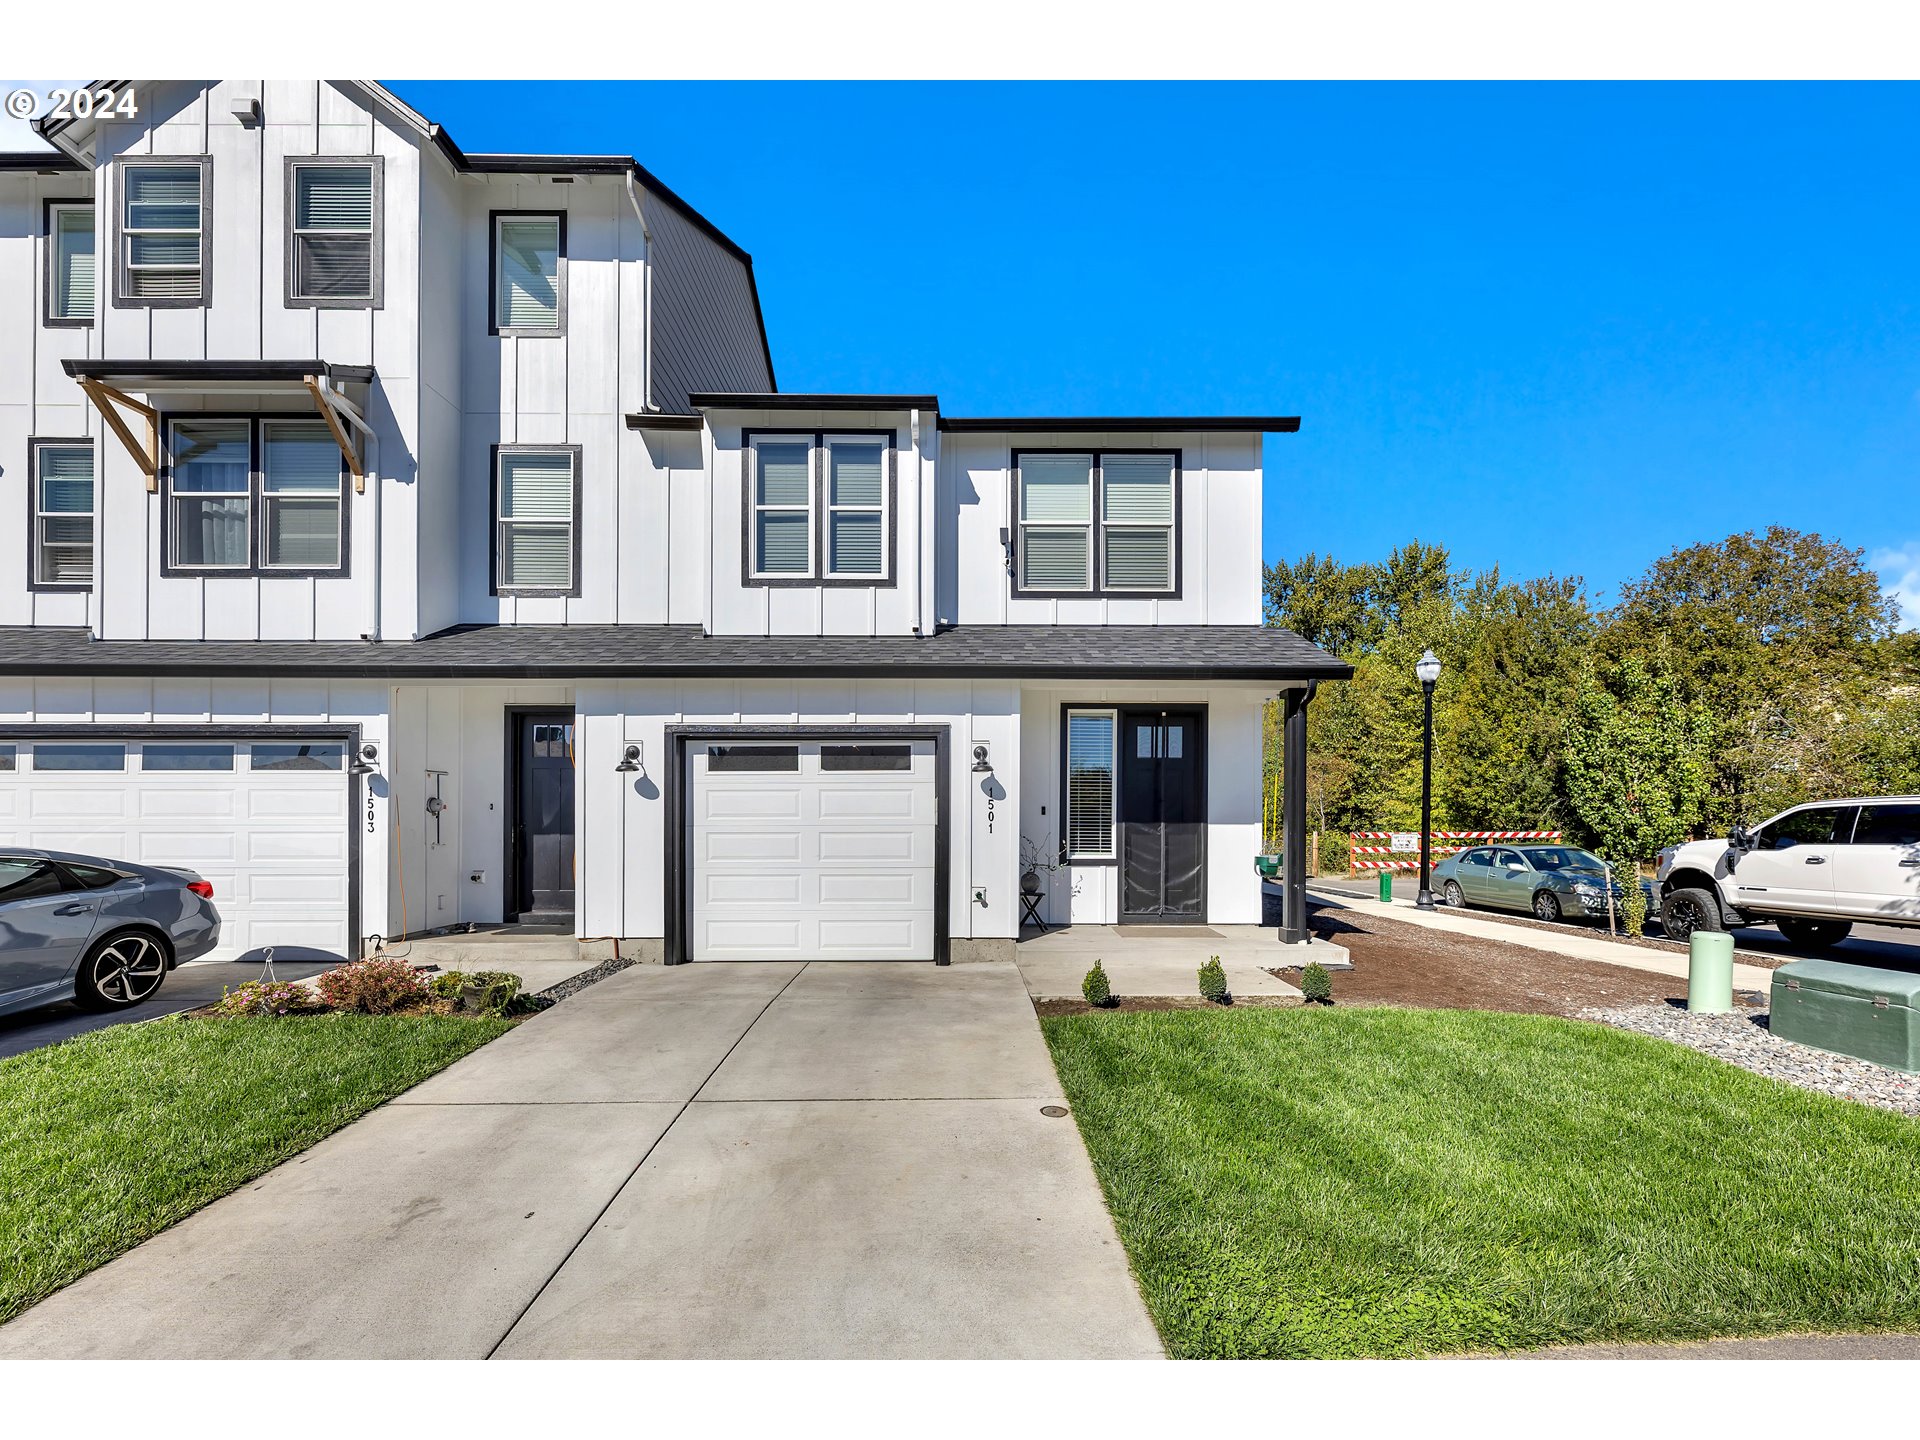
{"left": 32, "top": 80, "right": 1920, "bottom": 619}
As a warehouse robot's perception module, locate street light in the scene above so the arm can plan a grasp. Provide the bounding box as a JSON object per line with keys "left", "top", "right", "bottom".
{"left": 1414, "top": 649, "right": 1442, "bottom": 910}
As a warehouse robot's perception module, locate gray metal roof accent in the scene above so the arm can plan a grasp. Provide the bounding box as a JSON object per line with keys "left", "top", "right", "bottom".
{"left": 0, "top": 625, "right": 1351, "bottom": 682}
{"left": 63, "top": 359, "right": 376, "bottom": 385}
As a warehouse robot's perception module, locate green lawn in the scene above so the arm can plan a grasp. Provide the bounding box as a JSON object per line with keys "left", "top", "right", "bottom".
{"left": 0, "top": 1014, "right": 509, "bottom": 1324}
{"left": 1042, "top": 1007, "right": 1920, "bottom": 1358}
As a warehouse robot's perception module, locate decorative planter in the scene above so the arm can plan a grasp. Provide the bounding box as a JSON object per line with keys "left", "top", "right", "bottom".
{"left": 1021, "top": 869, "right": 1042, "bottom": 896}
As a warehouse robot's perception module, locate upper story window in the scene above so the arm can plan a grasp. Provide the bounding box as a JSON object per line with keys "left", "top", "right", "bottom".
{"left": 164, "top": 417, "right": 347, "bottom": 576}
{"left": 31, "top": 440, "right": 94, "bottom": 589}
{"left": 744, "top": 431, "right": 895, "bottom": 587}
{"left": 1012, "top": 450, "right": 1179, "bottom": 598}
{"left": 286, "top": 158, "right": 382, "bottom": 308}
{"left": 492, "top": 212, "right": 565, "bottom": 336}
{"left": 45, "top": 201, "right": 95, "bottom": 325}
{"left": 115, "top": 158, "right": 210, "bottom": 307}
{"left": 493, "top": 446, "right": 581, "bottom": 596}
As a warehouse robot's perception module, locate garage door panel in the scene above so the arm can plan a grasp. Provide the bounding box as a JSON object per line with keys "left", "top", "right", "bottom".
{"left": 1, "top": 732, "right": 352, "bottom": 965}
{"left": 690, "top": 738, "right": 936, "bottom": 962}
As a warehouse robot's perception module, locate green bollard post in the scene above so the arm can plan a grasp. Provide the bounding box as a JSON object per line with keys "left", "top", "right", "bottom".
{"left": 1687, "top": 931, "right": 1734, "bottom": 1013}
{"left": 1379, "top": 869, "right": 1393, "bottom": 905}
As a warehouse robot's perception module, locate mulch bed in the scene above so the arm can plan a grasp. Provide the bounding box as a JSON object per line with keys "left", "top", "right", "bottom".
{"left": 1289, "top": 907, "right": 1769, "bottom": 1019}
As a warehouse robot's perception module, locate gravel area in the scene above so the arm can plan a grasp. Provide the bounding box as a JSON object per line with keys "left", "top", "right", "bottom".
{"left": 532, "top": 954, "right": 637, "bottom": 1003}
{"left": 1581, "top": 1004, "right": 1920, "bottom": 1117}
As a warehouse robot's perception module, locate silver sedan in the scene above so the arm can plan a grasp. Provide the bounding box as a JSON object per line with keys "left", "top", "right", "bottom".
{"left": 0, "top": 849, "right": 221, "bottom": 1018}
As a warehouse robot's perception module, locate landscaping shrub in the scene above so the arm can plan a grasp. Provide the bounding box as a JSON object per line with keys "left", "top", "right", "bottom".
{"left": 1082, "top": 960, "right": 1115, "bottom": 1008}
{"left": 459, "top": 970, "right": 524, "bottom": 1018}
{"left": 1198, "top": 956, "right": 1230, "bottom": 1005}
{"left": 314, "top": 957, "right": 432, "bottom": 1015}
{"left": 1319, "top": 831, "right": 1351, "bottom": 875}
{"left": 212, "top": 980, "right": 323, "bottom": 1018}
{"left": 1299, "top": 962, "right": 1333, "bottom": 1005}
{"left": 426, "top": 971, "right": 465, "bottom": 1002}
{"left": 1617, "top": 860, "right": 1648, "bottom": 937}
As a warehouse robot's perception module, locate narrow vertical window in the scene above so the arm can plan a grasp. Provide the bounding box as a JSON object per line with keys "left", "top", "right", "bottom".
{"left": 751, "top": 436, "right": 814, "bottom": 578}
{"left": 1065, "top": 709, "right": 1118, "bottom": 860}
{"left": 495, "top": 448, "right": 578, "bottom": 593}
{"left": 119, "top": 160, "right": 206, "bottom": 303}
{"left": 825, "top": 436, "right": 886, "bottom": 578}
{"left": 288, "top": 160, "right": 378, "bottom": 305}
{"left": 261, "top": 420, "right": 344, "bottom": 569}
{"left": 1018, "top": 453, "right": 1094, "bottom": 591}
{"left": 33, "top": 442, "right": 94, "bottom": 586}
{"left": 47, "top": 202, "right": 95, "bottom": 323}
{"left": 167, "top": 420, "right": 252, "bottom": 569}
{"left": 493, "top": 213, "right": 563, "bottom": 333}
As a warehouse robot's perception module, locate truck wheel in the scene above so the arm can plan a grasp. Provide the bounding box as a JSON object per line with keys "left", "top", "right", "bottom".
{"left": 1777, "top": 916, "right": 1853, "bottom": 950}
{"left": 1660, "top": 888, "right": 1723, "bottom": 942}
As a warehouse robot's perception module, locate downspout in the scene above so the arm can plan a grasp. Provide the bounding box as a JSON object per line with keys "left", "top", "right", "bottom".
{"left": 623, "top": 169, "right": 654, "bottom": 414}
{"left": 365, "top": 434, "right": 382, "bottom": 641}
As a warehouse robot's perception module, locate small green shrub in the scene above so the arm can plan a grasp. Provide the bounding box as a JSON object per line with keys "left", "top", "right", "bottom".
{"left": 212, "top": 980, "right": 324, "bottom": 1018}
{"left": 314, "top": 957, "right": 432, "bottom": 1015}
{"left": 1198, "top": 956, "right": 1230, "bottom": 1005}
{"left": 1299, "top": 962, "right": 1333, "bottom": 1005}
{"left": 1617, "top": 859, "right": 1648, "bottom": 937}
{"left": 1319, "top": 831, "right": 1352, "bottom": 875}
{"left": 1082, "top": 960, "right": 1115, "bottom": 1008}
{"left": 459, "top": 970, "right": 523, "bottom": 1018}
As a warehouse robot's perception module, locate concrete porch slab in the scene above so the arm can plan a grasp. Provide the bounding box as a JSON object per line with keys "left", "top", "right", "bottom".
{"left": 0, "top": 1100, "right": 681, "bottom": 1360}
{"left": 395, "top": 962, "right": 801, "bottom": 1105}
{"left": 493, "top": 1097, "right": 1163, "bottom": 1360}
{"left": 1013, "top": 924, "right": 1333, "bottom": 1001}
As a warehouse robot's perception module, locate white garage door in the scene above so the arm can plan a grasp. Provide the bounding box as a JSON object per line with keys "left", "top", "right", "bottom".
{"left": 689, "top": 738, "right": 936, "bottom": 961}
{"left": 0, "top": 735, "right": 351, "bottom": 964}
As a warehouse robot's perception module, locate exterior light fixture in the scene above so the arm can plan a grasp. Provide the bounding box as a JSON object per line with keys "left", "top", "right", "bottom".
{"left": 1414, "top": 650, "right": 1441, "bottom": 909}
{"left": 348, "top": 742, "right": 379, "bottom": 776}
{"left": 971, "top": 743, "right": 993, "bottom": 774}
{"left": 615, "top": 742, "right": 643, "bottom": 774}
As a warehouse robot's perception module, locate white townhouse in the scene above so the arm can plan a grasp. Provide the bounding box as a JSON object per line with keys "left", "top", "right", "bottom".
{"left": 0, "top": 80, "right": 1347, "bottom": 967}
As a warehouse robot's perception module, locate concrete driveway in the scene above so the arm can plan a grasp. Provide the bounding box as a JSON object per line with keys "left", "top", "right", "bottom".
{"left": 0, "top": 961, "right": 1161, "bottom": 1360}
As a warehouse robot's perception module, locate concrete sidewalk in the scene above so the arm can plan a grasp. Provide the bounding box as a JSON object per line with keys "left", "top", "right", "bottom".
{"left": 0, "top": 962, "right": 1160, "bottom": 1361}
{"left": 1320, "top": 892, "right": 1779, "bottom": 993}
{"left": 1014, "top": 923, "right": 1339, "bottom": 1001}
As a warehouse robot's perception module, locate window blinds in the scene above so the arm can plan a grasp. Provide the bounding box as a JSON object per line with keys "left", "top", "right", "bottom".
{"left": 36, "top": 446, "right": 93, "bottom": 584}
{"left": 1066, "top": 711, "right": 1117, "bottom": 858}
{"left": 263, "top": 422, "right": 342, "bottom": 568}
{"left": 827, "top": 440, "right": 884, "bottom": 577}
{"left": 53, "top": 206, "right": 94, "bottom": 319}
{"left": 293, "top": 165, "right": 374, "bottom": 300}
{"left": 123, "top": 165, "right": 202, "bottom": 299}
{"left": 496, "top": 216, "right": 560, "bottom": 329}
{"left": 755, "top": 441, "right": 812, "bottom": 576}
{"left": 499, "top": 451, "right": 574, "bottom": 589}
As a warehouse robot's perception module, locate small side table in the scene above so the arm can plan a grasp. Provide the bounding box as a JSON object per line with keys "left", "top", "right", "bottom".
{"left": 1020, "top": 890, "right": 1048, "bottom": 931}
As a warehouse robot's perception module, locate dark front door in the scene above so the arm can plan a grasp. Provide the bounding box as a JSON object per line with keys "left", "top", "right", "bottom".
{"left": 1119, "top": 710, "right": 1206, "bottom": 921}
{"left": 511, "top": 712, "right": 576, "bottom": 919}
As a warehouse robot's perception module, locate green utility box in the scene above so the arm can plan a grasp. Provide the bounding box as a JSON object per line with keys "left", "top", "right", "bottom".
{"left": 1770, "top": 960, "right": 1920, "bottom": 1074}
{"left": 1255, "top": 854, "right": 1282, "bottom": 880}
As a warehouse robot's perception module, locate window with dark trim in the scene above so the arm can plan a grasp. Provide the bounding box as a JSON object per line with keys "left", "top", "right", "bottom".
{"left": 30, "top": 440, "right": 94, "bottom": 589}
{"left": 492, "top": 445, "right": 581, "bottom": 596}
{"left": 163, "top": 417, "right": 347, "bottom": 576}
{"left": 252, "top": 742, "right": 344, "bottom": 771}
{"left": 1064, "top": 709, "right": 1118, "bottom": 860}
{"left": 708, "top": 745, "right": 800, "bottom": 773}
{"left": 491, "top": 211, "right": 565, "bottom": 335}
{"left": 114, "top": 157, "right": 210, "bottom": 307}
{"left": 743, "top": 429, "right": 896, "bottom": 587}
{"left": 286, "top": 158, "right": 382, "bottom": 307}
{"left": 1013, "top": 449, "right": 1178, "bottom": 597}
{"left": 45, "top": 200, "right": 94, "bottom": 325}
{"left": 820, "top": 744, "right": 911, "bottom": 771}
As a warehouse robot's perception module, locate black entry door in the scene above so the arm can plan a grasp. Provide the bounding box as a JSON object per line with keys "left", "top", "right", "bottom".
{"left": 512, "top": 712, "right": 576, "bottom": 919}
{"left": 1119, "top": 710, "right": 1206, "bottom": 921}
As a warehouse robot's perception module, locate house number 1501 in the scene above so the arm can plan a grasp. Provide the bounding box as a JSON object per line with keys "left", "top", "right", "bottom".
{"left": 366, "top": 792, "right": 376, "bottom": 834}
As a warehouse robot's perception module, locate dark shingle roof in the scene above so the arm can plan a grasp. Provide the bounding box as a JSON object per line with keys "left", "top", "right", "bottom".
{"left": 0, "top": 625, "right": 1349, "bottom": 682}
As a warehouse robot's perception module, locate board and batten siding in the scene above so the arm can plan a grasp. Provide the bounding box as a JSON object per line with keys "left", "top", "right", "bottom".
{"left": 940, "top": 430, "right": 1265, "bottom": 629}
{"left": 78, "top": 80, "right": 422, "bottom": 643}
{"left": 0, "top": 166, "right": 98, "bottom": 631}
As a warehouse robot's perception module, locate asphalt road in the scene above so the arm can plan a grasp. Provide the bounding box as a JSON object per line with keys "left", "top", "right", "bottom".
{"left": 1310, "top": 872, "right": 1920, "bottom": 973}
{"left": 0, "top": 959, "right": 337, "bottom": 1061}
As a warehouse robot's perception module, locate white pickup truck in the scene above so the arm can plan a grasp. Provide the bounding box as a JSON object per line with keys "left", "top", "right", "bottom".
{"left": 1657, "top": 796, "right": 1920, "bottom": 949}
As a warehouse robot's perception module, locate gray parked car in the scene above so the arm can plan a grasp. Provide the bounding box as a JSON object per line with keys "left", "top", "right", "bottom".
{"left": 0, "top": 848, "right": 221, "bottom": 1018}
{"left": 1431, "top": 843, "right": 1658, "bottom": 924}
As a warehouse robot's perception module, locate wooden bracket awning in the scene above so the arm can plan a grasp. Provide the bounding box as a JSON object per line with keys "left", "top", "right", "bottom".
{"left": 63, "top": 359, "right": 376, "bottom": 494}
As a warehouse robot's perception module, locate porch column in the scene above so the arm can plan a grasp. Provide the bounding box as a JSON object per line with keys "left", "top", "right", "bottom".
{"left": 1280, "top": 682, "right": 1315, "bottom": 945}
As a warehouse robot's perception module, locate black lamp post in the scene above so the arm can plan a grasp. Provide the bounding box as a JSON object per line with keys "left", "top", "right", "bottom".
{"left": 1414, "top": 648, "right": 1441, "bottom": 910}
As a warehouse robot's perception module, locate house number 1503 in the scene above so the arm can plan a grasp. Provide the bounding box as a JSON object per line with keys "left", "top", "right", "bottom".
{"left": 366, "top": 792, "right": 376, "bottom": 834}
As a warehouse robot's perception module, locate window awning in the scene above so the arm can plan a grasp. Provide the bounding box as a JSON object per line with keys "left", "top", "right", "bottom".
{"left": 61, "top": 360, "right": 375, "bottom": 493}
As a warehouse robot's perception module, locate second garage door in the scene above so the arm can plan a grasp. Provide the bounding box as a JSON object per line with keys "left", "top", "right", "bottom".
{"left": 688, "top": 738, "right": 937, "bottom": 961}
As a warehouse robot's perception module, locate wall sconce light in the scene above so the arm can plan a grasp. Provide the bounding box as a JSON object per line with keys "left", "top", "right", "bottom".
{"left": 615, "top": 742, "right": 643, "bottom": 774}
{"left": 348, "top": 742, "right": 380, "bottom": 776}
{"left": 971, "top": 743, "right": 993, "bottom": 774}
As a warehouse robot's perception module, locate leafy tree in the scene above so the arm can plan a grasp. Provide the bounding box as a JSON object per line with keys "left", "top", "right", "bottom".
{"left": 1560, "top": 656, "right": 1713, "bottom": 864}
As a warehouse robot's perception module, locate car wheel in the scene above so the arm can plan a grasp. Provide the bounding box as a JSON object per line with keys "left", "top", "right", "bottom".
{"left": 1532, "top": 890, "right": 1563, "bottom": 923}
{"left": 1660, "top": 888, "right": 1723, "bottom": 943}
{"left": 72, "top": 930, "right": 172, "bottom": 1012}
{"left": 1777, "top": 916, "right": 1854, "bottom": 950}
{"left": 1443, "top": 880, "right": 1465, "bottom": 907}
